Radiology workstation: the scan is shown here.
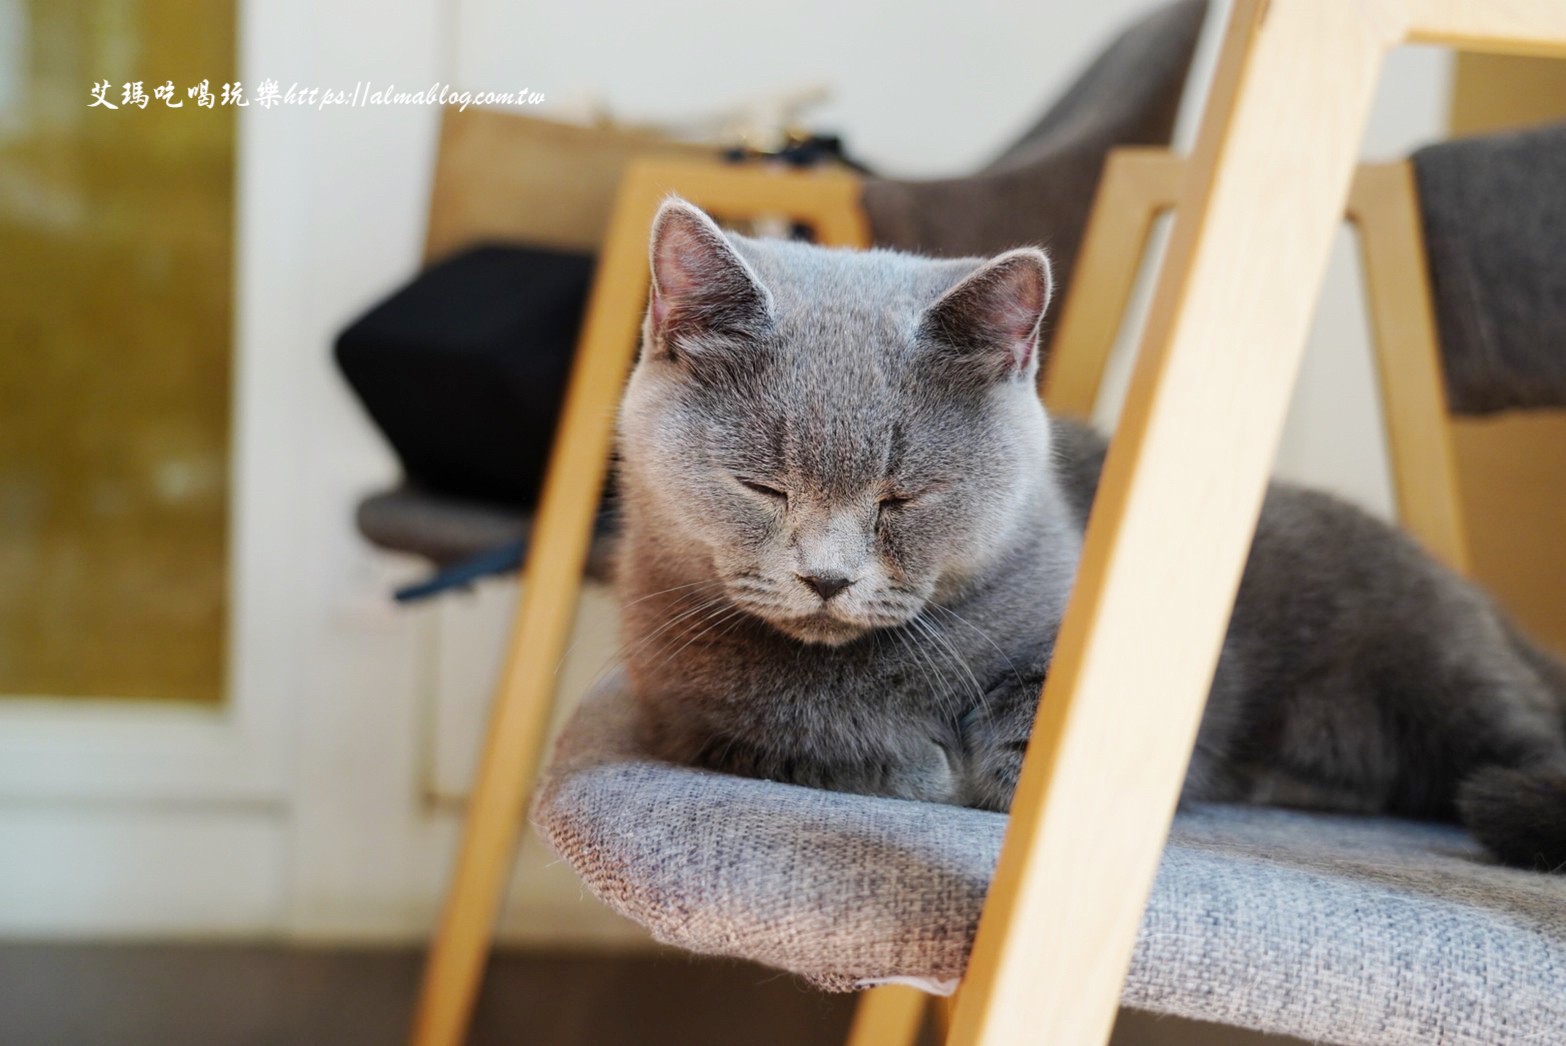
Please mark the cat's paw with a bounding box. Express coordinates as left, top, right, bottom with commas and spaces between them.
785, 739, 963, 804
802, 741, 963, 803
961, 736, 1026, 811
881, 738, 965, 804
958, 689, 1040, 812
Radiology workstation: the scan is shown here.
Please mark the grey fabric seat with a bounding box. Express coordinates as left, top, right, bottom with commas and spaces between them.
355, 484, 615, 580
536, 676, 1566, 1045
357, 485, 530, 567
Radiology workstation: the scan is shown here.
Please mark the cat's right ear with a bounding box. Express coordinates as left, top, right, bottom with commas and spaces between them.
644, 198, 772, 361
917, 248, 1053, 386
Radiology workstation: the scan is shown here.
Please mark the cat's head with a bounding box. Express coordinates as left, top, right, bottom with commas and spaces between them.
618, 198, 1056, 646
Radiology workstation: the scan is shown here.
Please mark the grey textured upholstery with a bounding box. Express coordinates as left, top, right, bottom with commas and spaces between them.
356, 485, 528, 566
1413, 120, 1566, 414
355, 485, 615, 580
861, 0, 1209, 336
537, 676, 1566, 1045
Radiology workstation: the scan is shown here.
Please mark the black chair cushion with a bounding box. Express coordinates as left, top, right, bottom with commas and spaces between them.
336, 244, 594, 505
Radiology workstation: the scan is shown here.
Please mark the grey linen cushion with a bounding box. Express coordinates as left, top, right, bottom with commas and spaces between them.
356, 485, 531, 566
536, 676, 1566, 1044
354, 484, 616, 580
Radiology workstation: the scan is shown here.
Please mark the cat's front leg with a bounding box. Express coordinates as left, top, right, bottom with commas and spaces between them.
959, 664, 1048, 811
786, 738, 964, 804
688, 727, 963, 804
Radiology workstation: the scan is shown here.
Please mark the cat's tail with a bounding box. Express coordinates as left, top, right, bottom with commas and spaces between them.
1465, 620, 1566, 871
1457, 763, 1566, 872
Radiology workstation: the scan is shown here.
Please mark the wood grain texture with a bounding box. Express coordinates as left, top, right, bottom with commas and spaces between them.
1041, 149, 1183, 419
1408, 0, 1566, 57
411, 158, 867, 1046
948, 2, 1393, 1041
1346, 161, 1471, 573
422, 109, 711, 263
845, 985, 929, 1046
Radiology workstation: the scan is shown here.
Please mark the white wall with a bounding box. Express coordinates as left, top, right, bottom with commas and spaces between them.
457, 0, 1194, 176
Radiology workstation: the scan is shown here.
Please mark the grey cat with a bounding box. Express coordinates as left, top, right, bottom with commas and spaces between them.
615, 198, 1566, 872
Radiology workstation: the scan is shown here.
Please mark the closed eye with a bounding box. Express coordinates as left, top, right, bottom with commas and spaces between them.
878, 481, 947, 519
877, 494, 912, 522
737, 477, 788, 503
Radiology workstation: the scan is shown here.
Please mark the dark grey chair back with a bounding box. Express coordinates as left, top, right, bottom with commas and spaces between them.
1414, 121, 1566, 413
861, 0, 1209, 339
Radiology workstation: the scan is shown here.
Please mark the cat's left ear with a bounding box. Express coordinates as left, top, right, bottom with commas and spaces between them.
645, 197, 772, 361
918, 248, 1053, 384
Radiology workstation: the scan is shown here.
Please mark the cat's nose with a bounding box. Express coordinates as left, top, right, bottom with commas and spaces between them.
798, 573, 854, 601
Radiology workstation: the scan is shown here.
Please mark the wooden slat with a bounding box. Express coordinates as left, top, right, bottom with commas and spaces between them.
1346, 161, 1471, 573
844, 986, 929, 1046
410, 162, 669, 1046
1048, 153, 1471, 571
619, 158, 872, 246
1042, 149, 1184, 419
421, 108, 711, 263
946, 2, 1394, 1041
1408, 0, 1566, 58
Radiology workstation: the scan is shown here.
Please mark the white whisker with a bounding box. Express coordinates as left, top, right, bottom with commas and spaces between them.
926, 600, 1024, 689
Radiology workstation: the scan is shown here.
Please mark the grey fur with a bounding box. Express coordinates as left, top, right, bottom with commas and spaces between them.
616, 199, 1566, 869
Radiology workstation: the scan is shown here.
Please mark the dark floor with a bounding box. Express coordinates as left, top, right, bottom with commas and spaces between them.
0, 944, 1297, 1045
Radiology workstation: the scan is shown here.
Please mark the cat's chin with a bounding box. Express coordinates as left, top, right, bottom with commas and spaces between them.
768, 612, 873, 647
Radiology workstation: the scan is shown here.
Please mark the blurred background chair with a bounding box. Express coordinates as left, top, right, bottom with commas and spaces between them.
350, 110, 713, 590
861, 0, 1208, 315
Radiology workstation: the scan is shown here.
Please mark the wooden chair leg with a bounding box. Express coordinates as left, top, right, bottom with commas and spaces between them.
947, 2, 1393, 1042
409, 163, 670, 1046
410, 159, 868, 1046
931, 994, 955, 1041
1346, 161, 1471, 573
845, 986, 929, 1046
1042, 148, 1183, 419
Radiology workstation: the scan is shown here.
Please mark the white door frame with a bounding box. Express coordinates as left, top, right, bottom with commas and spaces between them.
0, 0, 428, 935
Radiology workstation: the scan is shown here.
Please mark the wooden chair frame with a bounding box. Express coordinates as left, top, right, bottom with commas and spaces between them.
413, 3, 1566, 1043
1045, 147, 1470, 573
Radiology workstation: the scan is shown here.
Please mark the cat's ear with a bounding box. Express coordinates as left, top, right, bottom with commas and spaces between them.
918, 248, 1053, 384
645, 197, 771, 360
